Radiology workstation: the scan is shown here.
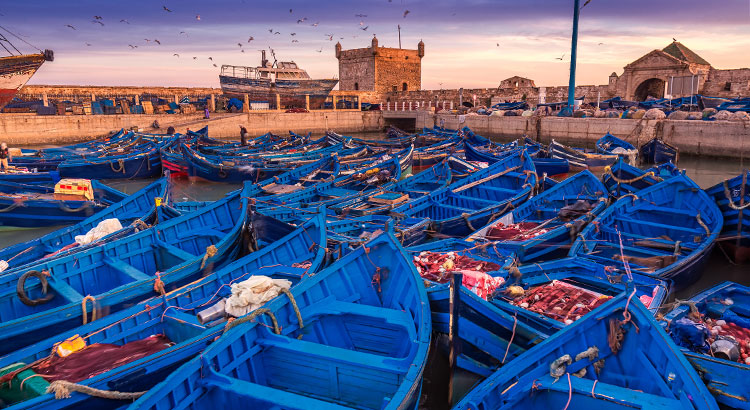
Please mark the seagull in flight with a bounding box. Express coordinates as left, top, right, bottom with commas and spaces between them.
291, 39, 299, 43
297, 17, 307, 24
85, 42, 92, 46
213, 63, 218, 67
237, 42, 243, 47
360, 26, 369, 31
196, 14, 201, 21
208, 56, 213, 61
173, 53, 180, 57
120, 19, 130, 24
403, 10, 410, 18
93, 15, 103, 20
91, 20, 104, 26
355, 14, 367, 17
193, 56, 197, 60
311, 22, 319, 27
247, 36, 254, 42
65, 24, 76, 30
555, 53, 566, 60
154, 39, 161, 45
128, 44, 138, 49
316, 47, 323, 53
290, 32, 296, 36
163, 6, 172, 12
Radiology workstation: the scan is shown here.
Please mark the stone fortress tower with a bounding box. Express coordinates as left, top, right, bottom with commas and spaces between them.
336, 37, 424, 94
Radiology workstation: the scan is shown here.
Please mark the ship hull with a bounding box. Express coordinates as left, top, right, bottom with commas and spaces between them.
219, 76, 338, 100
0, 53, 46, 110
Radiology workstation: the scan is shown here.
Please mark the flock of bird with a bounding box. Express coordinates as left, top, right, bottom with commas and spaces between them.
61, 4, 414, 70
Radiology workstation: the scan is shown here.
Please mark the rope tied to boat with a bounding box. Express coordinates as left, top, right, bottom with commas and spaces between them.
224, 307, 280, 334
110, 158, 126, 174
695, 213, 710, 236
200, 245, 218, 269
722, 180, 750, 210
576, 233, 590, 253
46, 380, 145, 400
153, 272, 166, 296
81, 295, 97, 325
549, 354, 572, 380
461, 213, 475, 231
281, 288, 304, 340
58, 201, 92, 213
604, 166, 659, 184
132, 219, 150, 232
0, 198, 26, 213
501, 313, 518, 364
572, 346, 599, 378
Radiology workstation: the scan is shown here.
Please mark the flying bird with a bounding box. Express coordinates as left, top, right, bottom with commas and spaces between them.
179, 31, 187, 35
316, 47, 323, 53
403, 10, 410, 18
290, 32, 296, 36
173, 53, 180, 57
154, 39, 161, 45
208, 56, 213, 60
360, 26, 369, 31
91, 20, 104, 26
355, 14, 367, 17
296, 18, 307, 24
193, 56, 197, 60
144, 39, 151, 42
581, 0, 592, 9
496, 43, 499, 47
237, 42, 243, 47
274, 31, 280, 35
120, 19, 129, 24
196, 14, 201, 20
247, 36, 254, 42
359, 21, 364, 26
85, 42, 92, 46
291, 39, 299, 43
672, 37, 677, 42
65, 24, 76, 30
555, 53, 566, 60
213, 63, 218, 67
268, 28, 273, 33
163, 6, 172, 12
311, 22, 319, 27
128, 44, 137, 49
93, 15, 103, 20
598, 42, 604, 45
241, 49, 245, 52
289, 8, 292, 13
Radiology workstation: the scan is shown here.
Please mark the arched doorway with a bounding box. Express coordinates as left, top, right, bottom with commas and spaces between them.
634, 78, 665, 101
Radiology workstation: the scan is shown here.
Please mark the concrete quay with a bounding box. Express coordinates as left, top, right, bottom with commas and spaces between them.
0, 109, 748, 160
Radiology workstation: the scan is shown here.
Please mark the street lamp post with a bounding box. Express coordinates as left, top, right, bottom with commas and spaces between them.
567, 0, 581, 111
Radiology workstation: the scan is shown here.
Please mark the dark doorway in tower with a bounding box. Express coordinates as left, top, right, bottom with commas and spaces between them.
634, 78, 665, 101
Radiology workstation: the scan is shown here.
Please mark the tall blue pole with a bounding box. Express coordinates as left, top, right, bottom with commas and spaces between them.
568, 0, 580, 109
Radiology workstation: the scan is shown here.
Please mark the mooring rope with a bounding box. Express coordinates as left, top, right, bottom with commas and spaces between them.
723, 180, 750, 210
47, 380, 145, 400
224, 307, 280, 334
281, 288, 304, 339
199, 245, 218, 269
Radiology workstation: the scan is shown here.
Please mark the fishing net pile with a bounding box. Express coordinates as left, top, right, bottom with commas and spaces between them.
0, 335, 174, 385
507, 280, 612, 325
225, 276, 292, 317
485, 222, 546, 241
413, 251, 504, 300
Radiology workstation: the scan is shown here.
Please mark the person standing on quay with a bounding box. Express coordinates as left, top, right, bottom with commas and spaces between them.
240, 126, 248, 146
0, 143, 11, 172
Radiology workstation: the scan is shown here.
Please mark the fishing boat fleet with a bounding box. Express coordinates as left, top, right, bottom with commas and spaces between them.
0, 124, 746, 410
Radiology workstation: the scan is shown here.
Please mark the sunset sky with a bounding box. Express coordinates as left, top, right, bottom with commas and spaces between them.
3, 0, 749, 89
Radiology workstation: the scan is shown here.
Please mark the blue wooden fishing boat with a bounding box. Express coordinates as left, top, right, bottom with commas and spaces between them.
327, 130, 416, 149
331, 160, 452, 217
490, 257, 668, 337
259, 147, 411, 210
0, 178, 169, 273
56, 141, 166, 180
129, 231, 431, 410
0, 213, 327, 410
570, 174, 722, 289
326, 214, 431, 255
595, 132, 638, 164
602, 157, 681, 198
640, 136, 679, 165
0, 180, 127, 227
663, 281, 750, 409
549, 139, 618, 171
454, 293, 719, 410
705, 170, 750, 263
464, 141, 568, 177
427, 279, 545, 377
0, 185, 252, 354
468, 170, 609, 262
0, 170, 60, 184
392, 149, 536, 239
